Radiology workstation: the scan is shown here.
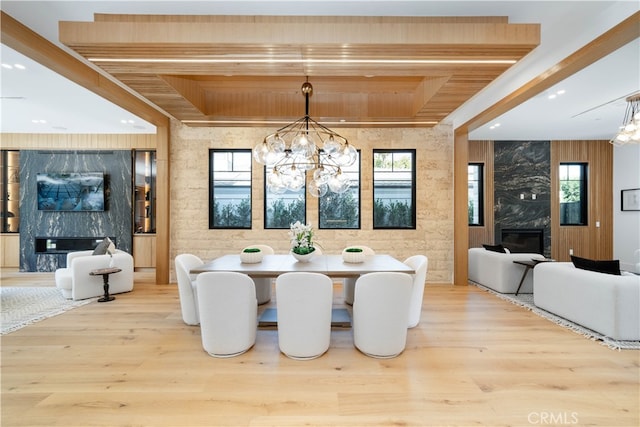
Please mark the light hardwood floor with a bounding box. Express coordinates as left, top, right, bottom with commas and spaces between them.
1, 270, 638, 427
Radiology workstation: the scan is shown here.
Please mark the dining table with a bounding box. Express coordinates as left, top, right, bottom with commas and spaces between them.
190, 253, 415, 328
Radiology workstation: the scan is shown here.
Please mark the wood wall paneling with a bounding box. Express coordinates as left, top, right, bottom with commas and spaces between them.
1, 234, 20, 267
133, 234, 156, 268
551, 140, 613, 261
468, 140, 494, 249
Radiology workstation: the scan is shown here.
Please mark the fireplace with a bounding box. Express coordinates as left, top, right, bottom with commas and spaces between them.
501, 228, 544, 255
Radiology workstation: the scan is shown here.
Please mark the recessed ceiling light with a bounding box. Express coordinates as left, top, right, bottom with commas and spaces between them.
1, 63, 13, 69
489, 123, 501, 129
31, 119, 46, 124
14, 64, 26, 70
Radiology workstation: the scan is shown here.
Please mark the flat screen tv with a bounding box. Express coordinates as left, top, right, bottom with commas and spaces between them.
37, 172, 105, 211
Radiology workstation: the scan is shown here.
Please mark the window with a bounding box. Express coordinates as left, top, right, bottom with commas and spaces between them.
209, 150, 252, 229
373, 150, 416, 229
468, 163, 484, 226
559, 163, 588, 225
264, 168, 306, 228
319, 150, 361, 229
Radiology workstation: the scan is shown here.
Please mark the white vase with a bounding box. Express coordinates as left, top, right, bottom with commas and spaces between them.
240, 251, 263, 263
291, 250, 316, 263
342, 250, 365, 263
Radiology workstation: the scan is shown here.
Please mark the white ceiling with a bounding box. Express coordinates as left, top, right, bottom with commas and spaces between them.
1, 0, 638, 140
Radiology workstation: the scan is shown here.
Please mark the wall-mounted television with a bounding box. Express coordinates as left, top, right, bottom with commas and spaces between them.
37, 172, 105, 211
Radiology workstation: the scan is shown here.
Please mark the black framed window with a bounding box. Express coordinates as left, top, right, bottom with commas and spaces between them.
209, 149, 252, 229
373, 149, 416, 229
559, 162, 588, 226
264, 168, 306, 229
468, 163, 484, 226
319, 150, 361, 229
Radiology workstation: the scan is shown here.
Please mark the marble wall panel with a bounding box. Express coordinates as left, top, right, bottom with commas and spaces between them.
494, 141, 551, 256
20, 150, 132, 271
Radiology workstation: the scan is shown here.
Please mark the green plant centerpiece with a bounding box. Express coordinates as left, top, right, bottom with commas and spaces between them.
242, 247, 261, 253
289, 221, 318, 262
345, 247, 363, 253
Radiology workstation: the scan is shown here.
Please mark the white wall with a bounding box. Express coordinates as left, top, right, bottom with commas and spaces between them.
613, 143, 640, 273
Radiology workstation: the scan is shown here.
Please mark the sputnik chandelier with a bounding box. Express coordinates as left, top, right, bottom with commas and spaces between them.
253, 80, 357, 197
610, 93, 640, 146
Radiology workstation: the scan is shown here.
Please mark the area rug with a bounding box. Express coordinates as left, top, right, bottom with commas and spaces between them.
471, 282, 640, 351
1, 287, 93, 335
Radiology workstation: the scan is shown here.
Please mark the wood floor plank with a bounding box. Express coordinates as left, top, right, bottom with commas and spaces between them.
1, 270, 638, 426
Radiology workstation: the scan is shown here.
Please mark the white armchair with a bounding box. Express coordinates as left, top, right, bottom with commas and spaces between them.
55, 250, 134, 300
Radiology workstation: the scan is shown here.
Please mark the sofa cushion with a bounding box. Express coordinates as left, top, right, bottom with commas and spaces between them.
92, 237, 115, 255
483, 244, 506, 253
571, 255, 621, 276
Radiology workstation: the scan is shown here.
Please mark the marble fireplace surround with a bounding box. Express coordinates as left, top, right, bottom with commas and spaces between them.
19, 150, 132, 272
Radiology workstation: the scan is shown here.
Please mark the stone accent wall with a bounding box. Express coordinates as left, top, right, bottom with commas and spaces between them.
169, 120, 454, 283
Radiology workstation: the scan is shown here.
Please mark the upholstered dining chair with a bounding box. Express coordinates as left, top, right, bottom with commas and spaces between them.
342, 245, 375, 305
404, 255, 429, 328
174, 253, 203, 326
196, 271, 257, 358
243, 244, 275, 304
353, 272, 413, 358
275, 272, 333, 360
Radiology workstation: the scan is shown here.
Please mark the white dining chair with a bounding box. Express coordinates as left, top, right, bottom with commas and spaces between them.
174, 253, 204, 326
404, 255, 428, 328
196, 271, 257, 358
353, 272, 413, 358
243, 244, 275, 304
342, 245, 376, 305
275, 272, 333, 360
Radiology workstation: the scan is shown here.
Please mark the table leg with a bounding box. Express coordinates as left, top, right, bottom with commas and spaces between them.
515, 266, 532, 296
98, 274, 116, 302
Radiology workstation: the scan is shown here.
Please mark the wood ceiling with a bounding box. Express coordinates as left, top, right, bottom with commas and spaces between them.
59, 14, 540, 128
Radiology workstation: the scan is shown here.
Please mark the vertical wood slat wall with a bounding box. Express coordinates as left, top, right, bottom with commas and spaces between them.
551, 139, 613, 261
468, 140, 494, 249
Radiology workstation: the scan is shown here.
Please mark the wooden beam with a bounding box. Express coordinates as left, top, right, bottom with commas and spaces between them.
453, 128, 469, 286
0, 11, 168, 127
463, 11, 640, 132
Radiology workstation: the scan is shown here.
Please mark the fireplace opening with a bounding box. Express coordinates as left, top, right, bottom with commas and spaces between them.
501, 228, 544, 255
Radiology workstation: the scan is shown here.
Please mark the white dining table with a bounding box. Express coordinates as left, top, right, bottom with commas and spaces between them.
191, 254, 415, 277
190, 254, 415, 327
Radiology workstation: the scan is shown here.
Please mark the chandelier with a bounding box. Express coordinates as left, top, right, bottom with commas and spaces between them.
610, 93, 640, 146
253, 80, 357, 197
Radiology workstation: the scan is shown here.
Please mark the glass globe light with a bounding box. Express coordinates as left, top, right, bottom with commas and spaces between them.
328, 171, 351, 194
335, 143, 357, 167
291, 133, 315, 158
323, 135, 340, 155
308, 180, 328, 197
253, 141, 270, 164
268, 134, 286, 154
312, 166, 330, 184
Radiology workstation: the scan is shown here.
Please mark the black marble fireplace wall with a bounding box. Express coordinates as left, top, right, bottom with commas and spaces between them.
19, 150, 132, 272
494, 141, 551, 257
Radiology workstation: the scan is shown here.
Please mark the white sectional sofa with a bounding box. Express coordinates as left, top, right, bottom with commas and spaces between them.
534, 262, 640, 341
468, 247, 545, 293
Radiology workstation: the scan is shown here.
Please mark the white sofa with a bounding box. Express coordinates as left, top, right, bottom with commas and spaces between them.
468, 247, 545, 293
55, 250, 134, 300
533, 262, 640, 341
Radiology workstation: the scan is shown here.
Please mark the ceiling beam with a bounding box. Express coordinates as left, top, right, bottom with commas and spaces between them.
462, 11, 640, 133
0, 11, 168, 127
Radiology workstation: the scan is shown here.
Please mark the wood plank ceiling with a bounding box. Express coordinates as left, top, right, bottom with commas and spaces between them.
59, 14, 540, 128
